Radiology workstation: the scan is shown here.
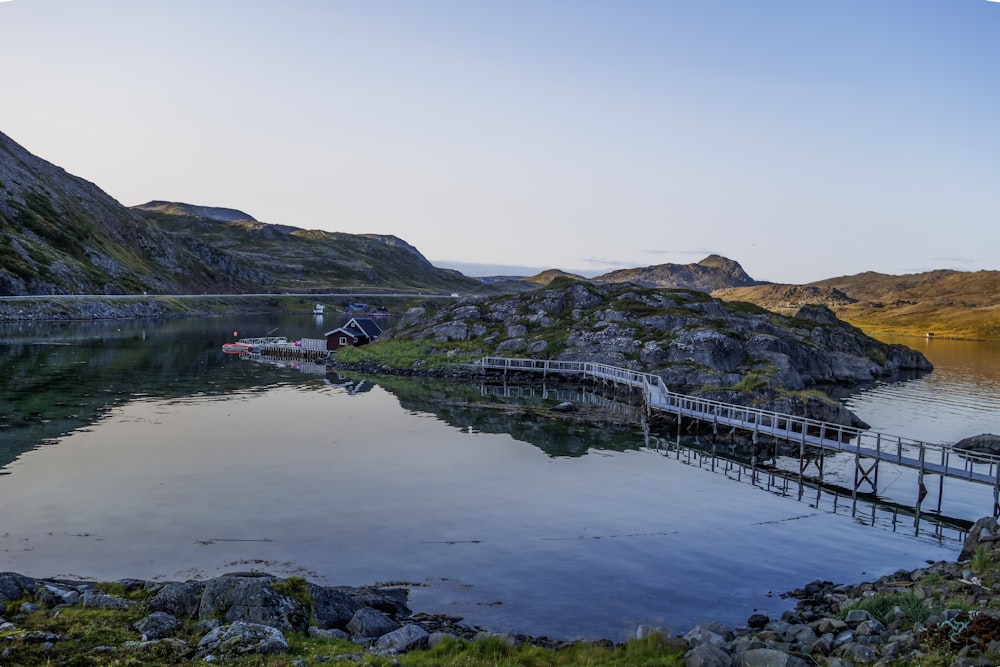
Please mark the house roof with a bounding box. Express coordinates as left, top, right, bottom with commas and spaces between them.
324, 317, 383, 339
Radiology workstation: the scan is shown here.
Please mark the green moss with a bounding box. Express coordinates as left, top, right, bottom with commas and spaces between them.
336, 339, 481, 368
730, 374, 769, 394
272, 576, 314, 617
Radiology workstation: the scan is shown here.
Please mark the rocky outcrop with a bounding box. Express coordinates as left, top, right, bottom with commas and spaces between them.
388, 281, 931, 421
954, 434, 1000, 456
0, 571, 481, 663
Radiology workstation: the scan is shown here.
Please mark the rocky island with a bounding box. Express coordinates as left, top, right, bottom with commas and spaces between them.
345, 279, 932, 429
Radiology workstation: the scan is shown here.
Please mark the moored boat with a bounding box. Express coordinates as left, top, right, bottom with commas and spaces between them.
221, 342, 254, 354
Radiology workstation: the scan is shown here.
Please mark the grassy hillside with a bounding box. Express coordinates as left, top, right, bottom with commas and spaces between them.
715, 270, 1000, 340
134, 208, 483, 293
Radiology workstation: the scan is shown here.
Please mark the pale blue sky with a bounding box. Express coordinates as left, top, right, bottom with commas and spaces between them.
1, 0, 997, 283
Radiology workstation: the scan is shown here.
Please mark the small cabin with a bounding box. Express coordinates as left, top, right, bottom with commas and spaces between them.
325, 317, 383, 351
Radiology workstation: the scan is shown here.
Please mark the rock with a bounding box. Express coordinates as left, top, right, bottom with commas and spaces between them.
954, 434, 1000, 456
737, 647, 810, 667
551, 401, 577, 413
348, 586, 410, 617
82, 590, 135, 611
121, 638, 188, 657
685, 642, 733, 667
346, 607, 400, 638
309, 584, 361, 629
133, 611, 181, 640
198, 575, 308, 632
684, 621, 734, 647
959, 516, 1000, 561
747, 614, 769, 629
841, 642, 878, 663
308, 626, 351, 641
0, 573, 37, 604
196, 621, 289, 659
372, 624, 430, 654
147, 581, 205, 619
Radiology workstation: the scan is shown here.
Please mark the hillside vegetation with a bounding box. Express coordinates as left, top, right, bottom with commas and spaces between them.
0, 131, 479, 296
715, 270, 1000, 341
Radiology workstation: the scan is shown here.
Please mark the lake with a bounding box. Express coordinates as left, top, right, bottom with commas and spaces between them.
1, 314, 998, 640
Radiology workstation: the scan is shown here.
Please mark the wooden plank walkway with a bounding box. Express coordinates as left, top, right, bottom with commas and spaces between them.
234, 336, 330, 360
481, 356, 1000, 497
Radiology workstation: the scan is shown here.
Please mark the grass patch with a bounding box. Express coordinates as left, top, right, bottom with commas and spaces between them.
730, 374, 768, 395
335, 339, 481, 369
840, 591, 931, 626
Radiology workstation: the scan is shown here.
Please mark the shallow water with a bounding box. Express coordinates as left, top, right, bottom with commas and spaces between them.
0, 317, 994, 639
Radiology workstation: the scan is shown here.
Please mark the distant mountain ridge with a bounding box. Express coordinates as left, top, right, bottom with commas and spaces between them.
594, 254, 762, 291
135, 201, 257, 223
714, 269, 1000, 340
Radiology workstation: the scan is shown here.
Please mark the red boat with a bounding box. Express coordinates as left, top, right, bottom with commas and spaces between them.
221, 342, 254, 354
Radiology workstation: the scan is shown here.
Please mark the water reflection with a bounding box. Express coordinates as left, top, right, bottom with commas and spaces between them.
3, 317, 999, 638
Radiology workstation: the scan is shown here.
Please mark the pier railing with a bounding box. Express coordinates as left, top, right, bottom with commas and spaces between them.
481, 356, 1000, 506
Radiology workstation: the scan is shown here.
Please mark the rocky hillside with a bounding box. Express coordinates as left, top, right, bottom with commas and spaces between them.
0, 131, 266, 295
715, 269, 1000, 340
0, 130, 480, 296
134, 204, 482, 293
594, 254, 762, 291
388, 280, 931, 424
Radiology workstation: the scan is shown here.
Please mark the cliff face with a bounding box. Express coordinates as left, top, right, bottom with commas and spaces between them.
389, 280, 933, 424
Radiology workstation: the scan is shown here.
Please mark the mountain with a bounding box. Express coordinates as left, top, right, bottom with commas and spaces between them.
594, 255, 762, 291
715, 269, 1000, 340
133, 205, 481, 293
0, 131, 256, 295
0, 130, 479, 296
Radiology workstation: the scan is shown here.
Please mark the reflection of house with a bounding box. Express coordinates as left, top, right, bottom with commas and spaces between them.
325, 317, 383, 351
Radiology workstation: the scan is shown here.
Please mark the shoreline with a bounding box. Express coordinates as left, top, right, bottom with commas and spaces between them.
3, 519, 999, 664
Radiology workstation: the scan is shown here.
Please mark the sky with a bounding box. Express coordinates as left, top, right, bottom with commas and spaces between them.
1, 0, 998, 284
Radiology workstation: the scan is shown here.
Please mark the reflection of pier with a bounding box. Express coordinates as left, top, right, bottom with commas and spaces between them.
482, 356, 1000, 519
242, 352, 328, 375
479, 383, 642, 420
643, 430, 969, 545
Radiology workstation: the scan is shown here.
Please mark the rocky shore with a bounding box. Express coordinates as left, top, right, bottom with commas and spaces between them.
4, 518, 1000, 665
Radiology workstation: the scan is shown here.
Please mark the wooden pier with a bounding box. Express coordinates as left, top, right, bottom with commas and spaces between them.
481, 356, 1000, 517
232, 336, 330, 360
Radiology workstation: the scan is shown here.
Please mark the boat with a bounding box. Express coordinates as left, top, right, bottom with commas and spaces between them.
221, 342, 254, 354
313, 304, 325, 315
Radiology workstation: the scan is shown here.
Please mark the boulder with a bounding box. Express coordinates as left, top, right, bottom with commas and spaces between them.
954, 434, 1000, 456
195, 621, 289, 659
309, 584, 361, 630
346, 607, 400, 638
82, 590, 135, 611
198, 575, 308, 632
372, 623, 430, 654
685, 642, 733, 667
133, 611, 181, 640
147, 581, 204, 619
0, 573, 38, 604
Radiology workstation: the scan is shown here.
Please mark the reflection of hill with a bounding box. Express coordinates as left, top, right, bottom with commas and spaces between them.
0, 318, 293, 471
368, 374, 644, 457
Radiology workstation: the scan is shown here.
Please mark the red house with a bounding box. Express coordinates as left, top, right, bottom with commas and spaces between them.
325, 317, 383, 351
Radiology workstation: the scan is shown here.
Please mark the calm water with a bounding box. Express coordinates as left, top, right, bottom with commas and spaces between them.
1, 316, 997, 639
